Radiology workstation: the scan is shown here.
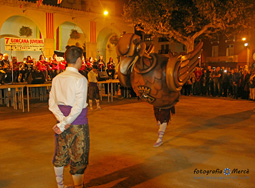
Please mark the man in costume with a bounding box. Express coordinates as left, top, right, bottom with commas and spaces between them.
49, 46, 89, 188
87, 65, 102, 110
116, 33, 202, 147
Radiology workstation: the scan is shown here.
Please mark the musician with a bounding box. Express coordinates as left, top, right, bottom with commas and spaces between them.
96, 55, 106, 71
2, 54, 10, 70
106, 57, 116, 79
11, 56, 20, 82
0, 53, 4, 84
2, 54, 12, 83
79, 56, 88, 78
51, 54, 59, 79
26, 56, 34, 71
0, 53, 3, 65
19, 58, 28, 82
86, 57, 93, 72
36, 55, 47, 81
45, 57, 52, 81
59, 60, 67, 73
26, 56, 34, 82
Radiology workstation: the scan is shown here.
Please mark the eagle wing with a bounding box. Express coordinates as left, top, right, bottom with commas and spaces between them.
166, 42, 203, 92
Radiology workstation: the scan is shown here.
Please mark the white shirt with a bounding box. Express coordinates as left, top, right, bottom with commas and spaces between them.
87, 70, 98, 83
49, 67, 88, 132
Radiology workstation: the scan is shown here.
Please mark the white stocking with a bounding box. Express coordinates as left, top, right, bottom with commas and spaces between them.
72, 174, 84, 188
89, 100, 93, 109
154, 122, 167, 147
156, 122, 167, 142
96, 99, 101, 109
54, 166, 64, 188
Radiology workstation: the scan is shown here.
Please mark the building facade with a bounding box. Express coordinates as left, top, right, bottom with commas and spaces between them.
0, 0, 133, 63
201, 34, 255, 69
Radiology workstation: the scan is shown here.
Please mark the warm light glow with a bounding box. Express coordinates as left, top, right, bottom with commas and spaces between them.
242, 37, 247, 41
244, 43, 248, 47
104, 10, 108, 16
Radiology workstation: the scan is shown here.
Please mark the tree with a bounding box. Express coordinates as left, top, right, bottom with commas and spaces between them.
123, 0, 255, 52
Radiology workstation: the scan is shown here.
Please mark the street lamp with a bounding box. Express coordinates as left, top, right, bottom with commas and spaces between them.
244, 42, 250, 68
104, 10, 109, 16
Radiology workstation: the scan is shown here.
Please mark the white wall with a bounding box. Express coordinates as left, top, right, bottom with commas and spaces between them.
59, 22, 85, 52
0, 16, 42, 61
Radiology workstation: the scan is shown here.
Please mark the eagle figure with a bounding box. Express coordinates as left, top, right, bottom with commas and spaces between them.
116, 33, 203, 147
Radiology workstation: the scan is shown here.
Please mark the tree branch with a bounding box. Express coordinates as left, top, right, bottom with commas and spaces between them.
191, 23, 214, 40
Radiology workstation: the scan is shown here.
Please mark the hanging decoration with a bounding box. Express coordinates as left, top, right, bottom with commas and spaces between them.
109, 35, 119, 45
70, 29, 80, 39
19, 26, 32, 37
36, 0, 43, 7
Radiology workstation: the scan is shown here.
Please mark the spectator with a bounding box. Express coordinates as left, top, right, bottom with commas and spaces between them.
228, 69, 234, 96
201, 69, 209, 96
183, 76, 192, 96
193, 67, 202, 95
222, 69, 230, 97
232, 68, 240, 99
249, 70, 255, 100
208, 68, 214, 96
212, 67, 221, 97
240, 69, 250, 99
190, 72, 196, 95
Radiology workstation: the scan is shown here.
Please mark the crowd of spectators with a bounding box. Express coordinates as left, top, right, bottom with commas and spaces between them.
1, 52, 255, 101
182, 66, 255, 101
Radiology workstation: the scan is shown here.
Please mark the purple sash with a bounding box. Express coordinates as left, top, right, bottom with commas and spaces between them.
58, 105, 88, 125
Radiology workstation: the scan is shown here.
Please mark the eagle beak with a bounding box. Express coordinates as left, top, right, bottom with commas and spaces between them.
119, 56, 139, 75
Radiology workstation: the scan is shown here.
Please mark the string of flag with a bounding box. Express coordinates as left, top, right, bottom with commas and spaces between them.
36, 0, 63, 8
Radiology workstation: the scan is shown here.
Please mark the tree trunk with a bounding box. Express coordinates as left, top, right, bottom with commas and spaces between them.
185, 40, 195, 53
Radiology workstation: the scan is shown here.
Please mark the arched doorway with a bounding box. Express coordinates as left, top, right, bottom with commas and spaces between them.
0, 15, 43, 61
55, 22, 86, 56
97, 27, 119, 65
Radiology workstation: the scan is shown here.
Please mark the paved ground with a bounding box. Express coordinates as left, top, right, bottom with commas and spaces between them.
0, 96, 255, 188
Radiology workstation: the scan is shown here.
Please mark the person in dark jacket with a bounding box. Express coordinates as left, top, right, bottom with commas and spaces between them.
240, 69, 250, 99
232, 68, 240, 99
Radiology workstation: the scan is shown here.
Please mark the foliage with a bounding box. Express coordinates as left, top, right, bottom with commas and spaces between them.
123, 0, 255, 52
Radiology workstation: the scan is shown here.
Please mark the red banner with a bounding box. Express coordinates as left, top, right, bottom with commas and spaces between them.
90, 21, 96, 43
46, 12, 54, 39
